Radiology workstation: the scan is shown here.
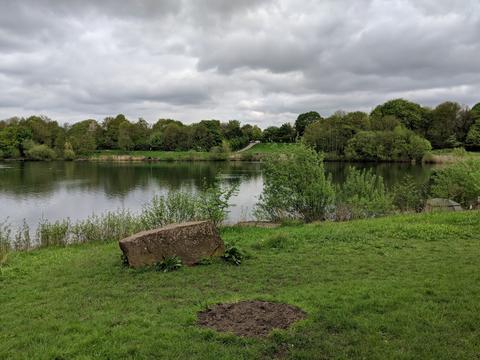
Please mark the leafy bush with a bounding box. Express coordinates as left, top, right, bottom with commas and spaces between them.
25, 144, 57, 160
63, 141, 76, 160
393, 175, 426, 212
222, 244, 245, 265
197, 182, 239, 226
336, 167, 394, 220
428, 159, 480, 207
345, 127, 431, 162
155, 256, 182, 272
255, 144, 335, 222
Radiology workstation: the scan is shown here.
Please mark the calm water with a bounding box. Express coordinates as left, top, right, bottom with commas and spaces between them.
0, 161, 435, 227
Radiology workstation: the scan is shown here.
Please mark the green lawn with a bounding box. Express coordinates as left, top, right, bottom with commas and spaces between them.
243, 142, 299, 155
1, 212, 480, 359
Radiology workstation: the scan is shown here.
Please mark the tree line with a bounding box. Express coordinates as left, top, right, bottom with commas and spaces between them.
0, 98, 479, 160
301, 99, 480, 161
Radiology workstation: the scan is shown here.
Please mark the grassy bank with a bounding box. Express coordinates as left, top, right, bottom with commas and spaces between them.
423, 148, 480, 164
1, 212, 480, 359
89, 144, 299, 162
88, 150, 229, 161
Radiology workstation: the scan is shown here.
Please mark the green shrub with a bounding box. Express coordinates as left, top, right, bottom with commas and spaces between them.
345, 127, 431, 162
197, 182, 239, 226
25, 144, 57, 160
155, 256, 182, 272
336, 167, 394, 220
428, 159, 480, 207
393, 175, 426, 212
63, 142, 76, 160
255, 144, 335, 222
222, 244, 245, 265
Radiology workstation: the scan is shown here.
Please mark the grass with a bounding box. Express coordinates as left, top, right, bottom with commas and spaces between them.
89, 150, 229, 161
424, 148, 480, 164
242, 142, 299, 155
1, 211, 480, 359
89, 144, 300, 162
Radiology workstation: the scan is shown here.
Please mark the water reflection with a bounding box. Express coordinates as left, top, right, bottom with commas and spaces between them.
0, 160, 435, 226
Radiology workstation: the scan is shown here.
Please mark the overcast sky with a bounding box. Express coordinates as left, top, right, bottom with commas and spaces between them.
1, 0, 479, 127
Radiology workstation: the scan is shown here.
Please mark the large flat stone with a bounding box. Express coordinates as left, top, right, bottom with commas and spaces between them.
425, 198, 463, 212
119, 221, 224, 268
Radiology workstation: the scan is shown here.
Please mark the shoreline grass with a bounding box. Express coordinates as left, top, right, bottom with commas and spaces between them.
1, 211, 479, 359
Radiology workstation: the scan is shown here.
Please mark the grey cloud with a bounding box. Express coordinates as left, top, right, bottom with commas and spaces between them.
0, 0, 480, 126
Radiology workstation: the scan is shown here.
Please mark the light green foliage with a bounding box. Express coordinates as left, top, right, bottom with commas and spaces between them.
197, 182, 239, 226
63, 141, 76, 160
336, 167, 394, 219
345, 126, 431, 162
24, 143, 57, 160
256, 144, 335, 222
429, 159, 480, 207
370, 98, 426, 132
155, 256, 183, 272
393, 175, 426, 212
466, 119, 480, 148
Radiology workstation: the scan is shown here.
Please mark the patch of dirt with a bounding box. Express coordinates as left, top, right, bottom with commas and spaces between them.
197, 301, 306, 337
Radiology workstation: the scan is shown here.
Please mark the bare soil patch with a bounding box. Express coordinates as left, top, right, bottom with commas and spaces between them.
197, 301, 306, 337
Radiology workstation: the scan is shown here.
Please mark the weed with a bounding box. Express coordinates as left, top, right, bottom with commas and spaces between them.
155, 256, 183, 272
222, 244, 245, 265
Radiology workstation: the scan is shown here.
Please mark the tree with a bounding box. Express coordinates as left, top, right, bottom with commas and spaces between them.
370, 99, 426, 133
466, 119, 480, 148
130, 118, 151, 150
255, 144, 335, 222
427, 102, 461, 148
221, 120, 243, 139
345, 126, 431, 162
295, 111, 322, 137
101, 114, 129, 149
303, 111, 370, 155
67, 120, 98, 155
118, 121, 134, 150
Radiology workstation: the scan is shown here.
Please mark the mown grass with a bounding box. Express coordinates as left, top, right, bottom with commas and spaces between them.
242, 142, 299, 155
1, 212, 480, 359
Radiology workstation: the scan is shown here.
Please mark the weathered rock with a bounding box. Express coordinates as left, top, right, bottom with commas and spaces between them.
425, 198, 463, 212
119, 221, 224, 268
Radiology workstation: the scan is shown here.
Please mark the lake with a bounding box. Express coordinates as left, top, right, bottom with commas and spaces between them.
0, 161, 436, 227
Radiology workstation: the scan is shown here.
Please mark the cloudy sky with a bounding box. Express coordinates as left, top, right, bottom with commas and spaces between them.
1, 0, 479, 127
